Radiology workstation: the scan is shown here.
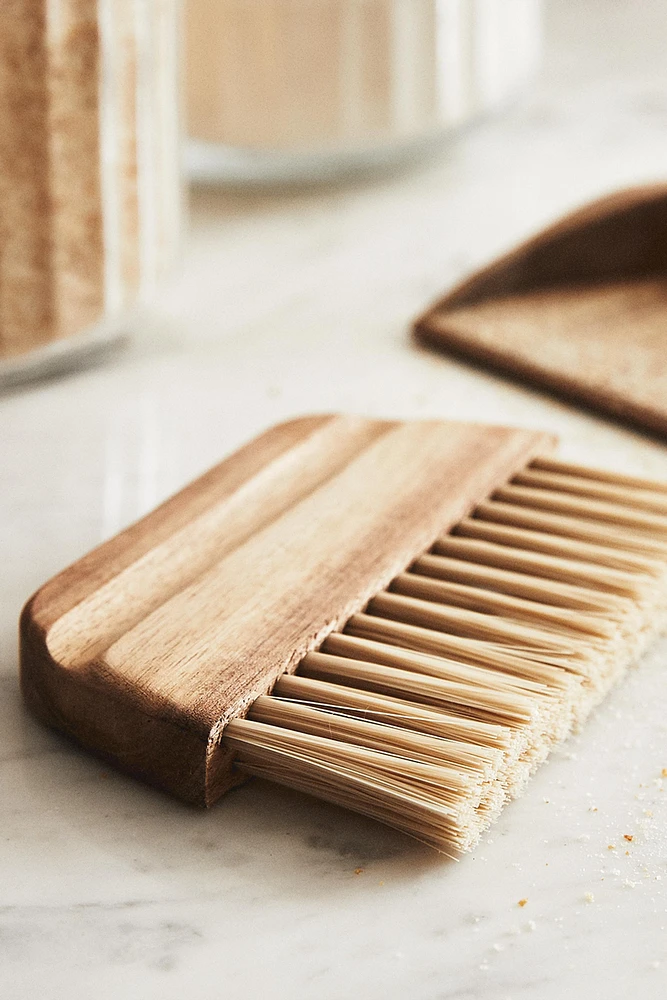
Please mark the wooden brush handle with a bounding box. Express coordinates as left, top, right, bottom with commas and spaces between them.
20, 414, 554, 806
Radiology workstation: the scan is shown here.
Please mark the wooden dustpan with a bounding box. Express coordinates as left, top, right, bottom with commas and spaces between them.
414, 184, 667, 437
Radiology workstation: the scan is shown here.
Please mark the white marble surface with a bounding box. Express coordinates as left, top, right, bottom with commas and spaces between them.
3, 2, 667, 997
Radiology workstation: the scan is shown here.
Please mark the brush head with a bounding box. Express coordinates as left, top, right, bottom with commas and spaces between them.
226, 454, 667, 852
20, 415, 552, 807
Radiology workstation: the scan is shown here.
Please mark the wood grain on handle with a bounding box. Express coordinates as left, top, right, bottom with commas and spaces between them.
20, 415, 554, 806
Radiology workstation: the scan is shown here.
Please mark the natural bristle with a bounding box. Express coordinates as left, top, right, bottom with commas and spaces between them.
225, 455, 667, 854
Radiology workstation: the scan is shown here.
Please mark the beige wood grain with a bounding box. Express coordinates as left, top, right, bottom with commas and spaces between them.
20, 415, 554, 805
414, 184, 667, 438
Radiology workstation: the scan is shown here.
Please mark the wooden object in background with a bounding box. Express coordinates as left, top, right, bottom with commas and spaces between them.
414, 184, 667, 438
20, 414, 552, 808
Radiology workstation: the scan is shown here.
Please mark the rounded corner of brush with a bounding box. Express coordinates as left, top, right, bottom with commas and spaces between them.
18, 588, 66, 730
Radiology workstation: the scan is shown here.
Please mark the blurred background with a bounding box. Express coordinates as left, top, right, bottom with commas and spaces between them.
185, 0, 543, 183
2, 0, 666, 386
4, 0, 667, 629
4, 4, 667, 999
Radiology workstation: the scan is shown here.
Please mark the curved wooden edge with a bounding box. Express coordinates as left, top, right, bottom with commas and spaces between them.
25, 413, 337, 634
413, 181, 667, 324
413, 319, 667, 441
19, 599, 212, 805
19, 412, 342, 807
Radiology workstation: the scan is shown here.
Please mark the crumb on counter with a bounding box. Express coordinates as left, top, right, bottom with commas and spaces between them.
624, 834, 634, 842
518, 898, 528, 907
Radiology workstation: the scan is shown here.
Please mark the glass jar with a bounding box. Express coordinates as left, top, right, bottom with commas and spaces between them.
185, 0, 542, 184
0, 0, 182, 385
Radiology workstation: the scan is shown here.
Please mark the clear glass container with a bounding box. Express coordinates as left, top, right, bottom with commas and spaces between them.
185, 0, 542, 184
0, 0, 182, 386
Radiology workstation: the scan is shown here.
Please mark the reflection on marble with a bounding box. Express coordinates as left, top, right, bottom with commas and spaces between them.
3, 646, 667, 999
3, 1, 667, 996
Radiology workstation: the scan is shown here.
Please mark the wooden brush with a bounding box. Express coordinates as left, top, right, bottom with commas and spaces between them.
20, 414, 667, 853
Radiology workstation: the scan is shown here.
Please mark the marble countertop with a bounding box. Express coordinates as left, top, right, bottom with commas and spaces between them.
3, 2, 667, 997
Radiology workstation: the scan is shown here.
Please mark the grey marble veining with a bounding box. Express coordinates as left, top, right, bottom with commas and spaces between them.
3, 2, 667, 996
